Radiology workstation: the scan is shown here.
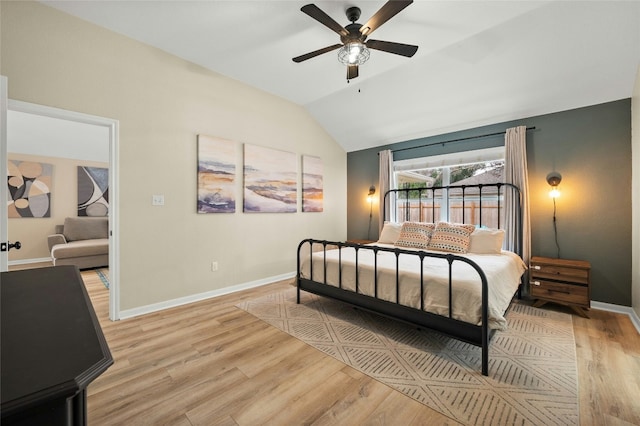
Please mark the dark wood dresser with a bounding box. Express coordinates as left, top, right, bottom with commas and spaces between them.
529, 256, 591, 317
1, 266, 113, 425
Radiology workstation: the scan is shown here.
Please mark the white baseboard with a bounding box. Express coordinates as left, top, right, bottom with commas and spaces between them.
592, 301, 640, 335
8, 257, 52, 266
119, 272, 296, 320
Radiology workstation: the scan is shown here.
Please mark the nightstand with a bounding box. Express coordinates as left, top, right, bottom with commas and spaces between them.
529, 256, 591, 318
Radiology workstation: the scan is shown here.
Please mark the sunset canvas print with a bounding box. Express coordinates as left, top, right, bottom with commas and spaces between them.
197, 135, 236, 213
244, 144, 297, 213
302, 155, 323, 212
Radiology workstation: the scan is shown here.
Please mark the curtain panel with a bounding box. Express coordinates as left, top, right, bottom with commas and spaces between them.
504, 126, 531, 264
378, 149, 394, 233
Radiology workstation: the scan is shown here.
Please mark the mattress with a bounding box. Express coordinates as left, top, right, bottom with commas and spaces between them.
299, 242, 527, 330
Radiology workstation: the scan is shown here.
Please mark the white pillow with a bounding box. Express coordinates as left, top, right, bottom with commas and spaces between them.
377, 222, 403, 244
468, 228, 505, 254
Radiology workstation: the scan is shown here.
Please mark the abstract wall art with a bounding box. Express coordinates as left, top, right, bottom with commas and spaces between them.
197, 135, 236, 213
78, 166, 109, 216
7, 160, 53, 218
302, 155, 323, 212
243, 144, 297, 213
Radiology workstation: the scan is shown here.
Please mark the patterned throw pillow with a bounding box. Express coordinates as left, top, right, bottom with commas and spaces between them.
428, 222, 476, 253
395, 222, 435, 249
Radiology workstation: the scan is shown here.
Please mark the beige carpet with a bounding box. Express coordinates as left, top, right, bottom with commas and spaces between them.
237, 288, 578, 426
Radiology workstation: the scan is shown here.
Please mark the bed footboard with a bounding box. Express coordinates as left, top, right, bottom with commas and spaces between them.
296, 239, 495, 376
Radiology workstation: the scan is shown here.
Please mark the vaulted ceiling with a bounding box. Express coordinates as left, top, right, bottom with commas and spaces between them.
42, 1, 640, 152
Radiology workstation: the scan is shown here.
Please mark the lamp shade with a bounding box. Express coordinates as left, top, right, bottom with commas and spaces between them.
338, 42, 370, 65
546, 172, 562, 198
546, 172, 562, 187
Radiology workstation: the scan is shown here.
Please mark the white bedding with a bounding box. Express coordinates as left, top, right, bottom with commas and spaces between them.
300, 242, 526, 330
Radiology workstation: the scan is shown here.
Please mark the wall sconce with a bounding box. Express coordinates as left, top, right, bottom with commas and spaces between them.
546, 172, 562, 198
367, 185, 376, 203
546, 172, 562, 258
367, 185, 376, 240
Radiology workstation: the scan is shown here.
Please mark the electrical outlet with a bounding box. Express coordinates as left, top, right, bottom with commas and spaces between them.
211, 261, 218, 272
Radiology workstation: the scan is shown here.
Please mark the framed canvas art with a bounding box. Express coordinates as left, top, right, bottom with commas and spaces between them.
302, 155, 323, 212
78, 166, 109, 216
7, 160, 53, 218
243, 144, 297, 213
197, 135, 236, 213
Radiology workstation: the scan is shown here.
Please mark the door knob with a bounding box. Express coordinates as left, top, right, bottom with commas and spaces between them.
0, 241, 21, 252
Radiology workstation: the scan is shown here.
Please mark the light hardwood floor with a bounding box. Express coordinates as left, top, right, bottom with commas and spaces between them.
72, 270, 639, 425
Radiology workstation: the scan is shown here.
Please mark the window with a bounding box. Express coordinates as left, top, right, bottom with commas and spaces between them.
391, 147, 505, 226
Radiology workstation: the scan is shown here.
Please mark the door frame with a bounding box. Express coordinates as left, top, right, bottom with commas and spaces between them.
1, 77, 8, 272
8, 100, 120, 320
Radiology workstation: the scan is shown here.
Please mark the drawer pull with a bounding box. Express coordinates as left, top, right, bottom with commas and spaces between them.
530, 281, 541, 286
532, 265, 541, 270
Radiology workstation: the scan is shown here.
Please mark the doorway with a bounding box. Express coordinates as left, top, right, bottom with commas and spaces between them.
5, 100, 120, 320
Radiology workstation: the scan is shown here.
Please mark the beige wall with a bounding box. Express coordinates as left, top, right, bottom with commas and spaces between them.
633, 65, 640, 319
1, 1, 347, 311
8, 153, 108, 261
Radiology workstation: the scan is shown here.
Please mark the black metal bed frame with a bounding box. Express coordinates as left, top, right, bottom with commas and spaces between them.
296, 183, 523, 376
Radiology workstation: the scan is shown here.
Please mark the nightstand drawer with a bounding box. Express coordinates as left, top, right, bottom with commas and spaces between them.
530, 279, 589, 307
530, 264, 589, 284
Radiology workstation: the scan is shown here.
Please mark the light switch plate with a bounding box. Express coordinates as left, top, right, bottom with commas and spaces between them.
152, 194, 165, 206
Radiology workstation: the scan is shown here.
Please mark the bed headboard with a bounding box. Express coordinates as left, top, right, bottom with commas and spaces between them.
384, 183, 522, 256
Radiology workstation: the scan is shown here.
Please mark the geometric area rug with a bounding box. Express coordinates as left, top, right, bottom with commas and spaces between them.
237, 288, 578, 426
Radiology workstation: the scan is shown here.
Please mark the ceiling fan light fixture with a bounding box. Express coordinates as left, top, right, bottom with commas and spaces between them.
338, 42, 370, 65
294, 2, 417, 78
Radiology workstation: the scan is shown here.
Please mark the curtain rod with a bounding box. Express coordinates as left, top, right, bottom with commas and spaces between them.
390, 126, 536, 154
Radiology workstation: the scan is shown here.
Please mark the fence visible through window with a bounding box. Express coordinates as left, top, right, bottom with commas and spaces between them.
389, 185, 506, 229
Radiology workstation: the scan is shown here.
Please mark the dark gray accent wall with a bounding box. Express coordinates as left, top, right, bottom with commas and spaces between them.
347, 99, 632, 306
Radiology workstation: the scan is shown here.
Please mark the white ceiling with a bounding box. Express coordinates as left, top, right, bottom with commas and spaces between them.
41, 0, 640, 153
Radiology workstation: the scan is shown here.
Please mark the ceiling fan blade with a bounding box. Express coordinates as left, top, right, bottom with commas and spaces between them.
301, 4, 348, 37
360, 0, 413, 36
292, 44, 343, 63
366, 39, 418, 57
347, 64, 359, 80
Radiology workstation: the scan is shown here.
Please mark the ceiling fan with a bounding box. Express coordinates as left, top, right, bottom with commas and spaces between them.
292, 0, 419, 81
